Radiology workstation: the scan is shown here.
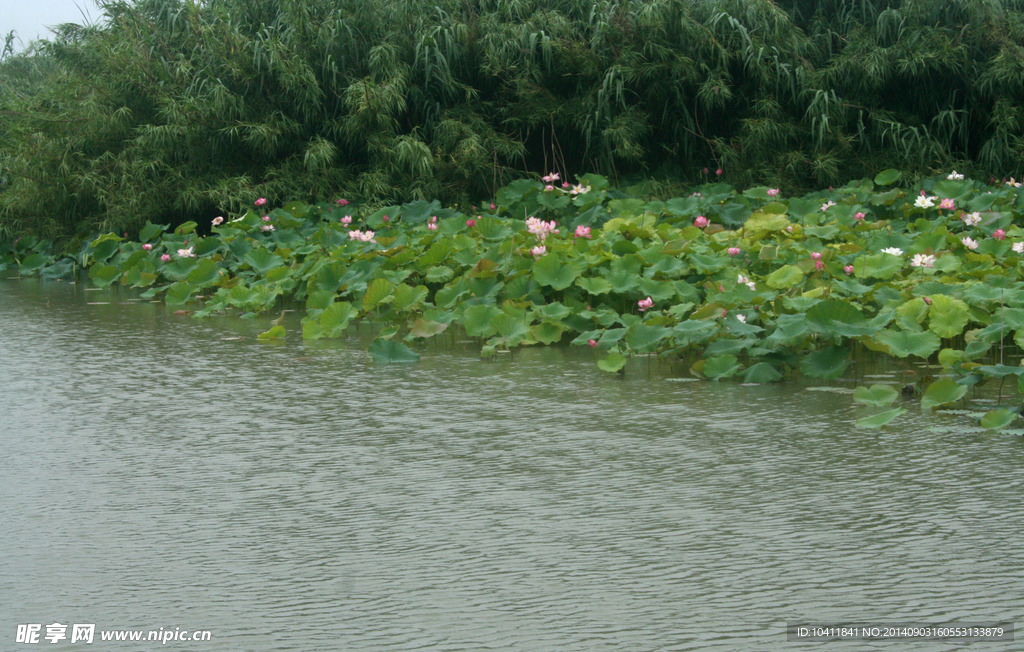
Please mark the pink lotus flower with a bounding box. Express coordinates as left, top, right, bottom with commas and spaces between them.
694, 215, 709, 228
939, 198, 956, 210
341, 215, 352, 225
255, 198, 266, 206
336, 198, 349, 206
588, 339, 598, 348
212, 216, 224, 226
177, 247, 195, 258
526, 217, 559, 240
531, 245, 546, 258
490, 203, 496, 211
427, 222, 438, 231
562, 182, 570, 189
637, 296, 654, 312
810, 251, 822, 260
716, 168, 723, 176
993, 229, 1006, 240
261, 215, 270, 222
544, 184, 554, 192
542, 172, 560, 183
923, 296, 932, 305
466, 219, 476, 228
160, 254, 171, 262
821, 200, 836, 212
260, 224, 275, 232
767, 188, 780, 197
348, 229, 375, 242
786, 225, 794, 232
574, 225, 592, 239
382, 215, 389, 222
727, 247, 741, 256
703, 167, 709, 174
142, 243, 153, 251
844, 264, 854, 275
814, 260, 824, 270
854, 212, 866, 220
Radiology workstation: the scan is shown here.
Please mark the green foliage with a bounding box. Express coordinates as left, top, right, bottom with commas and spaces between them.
6, 0, 1024, 242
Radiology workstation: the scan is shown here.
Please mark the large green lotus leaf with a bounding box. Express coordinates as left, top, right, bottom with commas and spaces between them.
20, 253, 49, 274
409, 318, 448, 338
193, 237, 221, 257
530, 322, 566, 344
854, 253, 903, 279
576, 276, 614, 295
392, 284, 429, 311
425, 266, 454, 283
856, 407, 906, 428
532, 254, 582, 290
895, 297, 929, 331
742, 362, 783, 383
320, 301, 356, 337
625, 323, 671, 353
417, 240, 453, 268
244, 247, 284, 275
920, 378, 968, 411
491, 312, 530, 341
874, 168, 902, 186
800, 346, 850, 380
979, 408, 1018, 430
474, 215, 512, 240
362, 278, 394, 311
701, 354, 742, 381
928, 294, 970, 338
88, 234, 123, 262
766, 264, 804, 289
853, 384, 899, 407
301, 317, 323, 340
139, 223, 168, 242
672, 320, 718, 347
187, 258, 221, 287
89, 263, 121, 287
164, 280, 194, 305
805, 299, 871, 336
368, 337, 419, 363
462, 305, 502, 337
975, 364, 1024, 378
257, 325, 285, 341
597, 351, 627, 373
873, 329, 940, 359
536, 302, 571, 321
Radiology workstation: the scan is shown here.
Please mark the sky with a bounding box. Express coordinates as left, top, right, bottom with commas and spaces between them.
1, 0, 102, 49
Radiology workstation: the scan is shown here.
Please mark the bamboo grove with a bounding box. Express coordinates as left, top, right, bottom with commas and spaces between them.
3, 0, 1024, 244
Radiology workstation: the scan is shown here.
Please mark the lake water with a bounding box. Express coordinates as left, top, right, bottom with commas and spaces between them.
1, 279, 1022, 650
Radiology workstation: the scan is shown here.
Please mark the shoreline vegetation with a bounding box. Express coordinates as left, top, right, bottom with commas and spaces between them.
4, 0, 1024, 242
5, 170, 1024, 431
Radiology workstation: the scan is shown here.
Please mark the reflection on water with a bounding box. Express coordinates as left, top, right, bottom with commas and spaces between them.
1, 279, 1022, 651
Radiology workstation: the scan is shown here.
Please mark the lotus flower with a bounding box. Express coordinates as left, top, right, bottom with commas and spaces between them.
947, 171, 965, 180
844, 264, 854, 275
963, 212, 982, 226
694, 215, 709, 228
177, 247, 195, 258
727, 247, 741, 256
1014, 242, 1024, 254
588, 339, 598, 347
910, 253, 935, 268
336, 198, 349, 206
767, 188, 780, 197
142, 243, 153, 251
466, 219, 476, 228
531, 245, 546, 258
854, 212, 866, 220
637, 296, 654, 311
255, 198, 266, 206
993, 229, 1006, 240
341, 215, 352, 225
881, 247, 903, 256
160, 254, 171, 262
574, 225, 592, 239
939, 198, 956, 210
914, 195, 936, 208
962, 236, 979, 250
211, 216, 224, 226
